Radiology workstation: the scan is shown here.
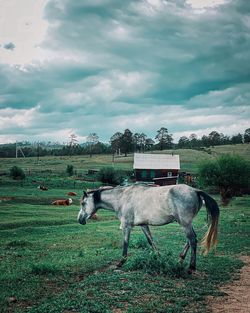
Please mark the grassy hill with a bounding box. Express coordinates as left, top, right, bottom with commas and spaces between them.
0, 144, 249, 177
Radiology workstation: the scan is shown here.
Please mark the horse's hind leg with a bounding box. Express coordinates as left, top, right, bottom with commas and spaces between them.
183, 225, 197, 272
141, 225, 158, 252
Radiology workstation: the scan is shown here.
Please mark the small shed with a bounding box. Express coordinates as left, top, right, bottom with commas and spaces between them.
133, 153, 180, 186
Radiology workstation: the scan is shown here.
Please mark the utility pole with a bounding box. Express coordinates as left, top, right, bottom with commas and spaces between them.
16, 141, 25, 158
37, 142, 39, 163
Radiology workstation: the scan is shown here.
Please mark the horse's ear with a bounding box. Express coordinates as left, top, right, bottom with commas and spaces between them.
83, 191, 88, 198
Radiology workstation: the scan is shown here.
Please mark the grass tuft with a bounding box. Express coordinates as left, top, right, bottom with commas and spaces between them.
5, 240, 33, 248
130, 236, 149, 250
127, 250, 187, 278
30, 263, 62, 275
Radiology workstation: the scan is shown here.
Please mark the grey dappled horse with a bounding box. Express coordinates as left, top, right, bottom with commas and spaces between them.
77, 184, 219, 272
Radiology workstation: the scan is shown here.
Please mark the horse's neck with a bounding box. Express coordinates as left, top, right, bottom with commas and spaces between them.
98, 189, 121, 212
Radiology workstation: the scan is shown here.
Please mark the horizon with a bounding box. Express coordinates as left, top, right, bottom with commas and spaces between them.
0, 127, 247, 146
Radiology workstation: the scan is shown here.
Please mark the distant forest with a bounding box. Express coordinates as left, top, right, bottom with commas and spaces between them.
0, 127, 249, 158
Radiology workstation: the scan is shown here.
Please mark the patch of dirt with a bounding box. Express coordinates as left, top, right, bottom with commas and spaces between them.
208, 255, 250, 313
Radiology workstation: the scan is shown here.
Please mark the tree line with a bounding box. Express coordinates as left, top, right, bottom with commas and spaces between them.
0, 127, 249, 158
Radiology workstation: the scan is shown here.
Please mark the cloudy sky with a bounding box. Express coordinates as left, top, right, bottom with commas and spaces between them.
0, 0, 249, 144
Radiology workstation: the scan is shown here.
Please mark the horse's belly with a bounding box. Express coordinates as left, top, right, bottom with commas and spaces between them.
134, 214, 175, 226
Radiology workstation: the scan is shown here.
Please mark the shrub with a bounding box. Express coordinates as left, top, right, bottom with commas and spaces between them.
9, 166, 25, 180
198, 154, 250, 205
97, 167, 126, 185
66, 164, 74, 176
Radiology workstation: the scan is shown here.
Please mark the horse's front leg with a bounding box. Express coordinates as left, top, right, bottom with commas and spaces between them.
117, 225, 131, 267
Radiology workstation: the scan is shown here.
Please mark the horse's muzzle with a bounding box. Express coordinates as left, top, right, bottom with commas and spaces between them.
78, 218, 86, 225
77, 212, 88, 225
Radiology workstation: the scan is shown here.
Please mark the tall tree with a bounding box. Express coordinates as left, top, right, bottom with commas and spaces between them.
230, 133, 243, 144
208, 131, 221, 146
138, 133, 147, 152
87, 133, 99, 157
189, 133, 198, 149
121, 129, 133, 156
201, 135, 209, 147
110, 132, 123, 154
155, 127, 173, 150
68, 133, 78, 157
132, 133, 140, 152
220, 133, 230, 145
178, 136, 190, 149
145, 138, 155, 150
244, 128, 250, 143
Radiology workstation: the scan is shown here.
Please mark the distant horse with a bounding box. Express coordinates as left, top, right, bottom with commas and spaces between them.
77, 184, 219, 272
52, 198, 72, 205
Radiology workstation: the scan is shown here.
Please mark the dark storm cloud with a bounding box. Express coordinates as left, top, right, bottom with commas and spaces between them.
0, 60, 103, 110
42, 0, 250, 105
0, 0, 249, 143
3, 42, 15, 50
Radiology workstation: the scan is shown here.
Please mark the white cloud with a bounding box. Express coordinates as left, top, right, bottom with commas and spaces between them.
0, 0, 49, 65
186, 0, 228, 9
0, 106, 40, 129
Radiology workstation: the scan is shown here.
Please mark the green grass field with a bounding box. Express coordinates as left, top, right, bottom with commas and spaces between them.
0, 145, 249, 312
0, 184, 249, 313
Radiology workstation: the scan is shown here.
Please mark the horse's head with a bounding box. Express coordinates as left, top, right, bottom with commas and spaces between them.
77, 191, 97, 225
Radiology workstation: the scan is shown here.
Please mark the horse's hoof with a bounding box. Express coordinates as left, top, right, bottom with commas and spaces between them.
179, 257, 184, 264
116, 258, 126, 268
109, 264, 118, 270
187, 267, 196, 274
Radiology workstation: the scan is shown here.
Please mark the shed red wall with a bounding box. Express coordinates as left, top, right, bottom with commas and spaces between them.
135, 169, 179, 185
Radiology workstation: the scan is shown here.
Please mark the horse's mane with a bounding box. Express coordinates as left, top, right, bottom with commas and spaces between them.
82, 186, 115, 203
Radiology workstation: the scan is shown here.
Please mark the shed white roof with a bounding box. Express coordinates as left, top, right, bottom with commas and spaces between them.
133, 153, 180, 170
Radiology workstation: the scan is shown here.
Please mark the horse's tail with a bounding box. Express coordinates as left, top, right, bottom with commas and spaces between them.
197, 190, 220, 255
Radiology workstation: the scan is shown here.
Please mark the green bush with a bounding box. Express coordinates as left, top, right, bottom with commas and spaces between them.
66, 164, 74, 176
198, 154, 250, 205
97, 167, 126, 185
9, 166, 25, 180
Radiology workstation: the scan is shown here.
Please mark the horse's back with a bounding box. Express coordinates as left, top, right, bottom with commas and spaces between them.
138, 184, 200, 225
122, 185, 180, 226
